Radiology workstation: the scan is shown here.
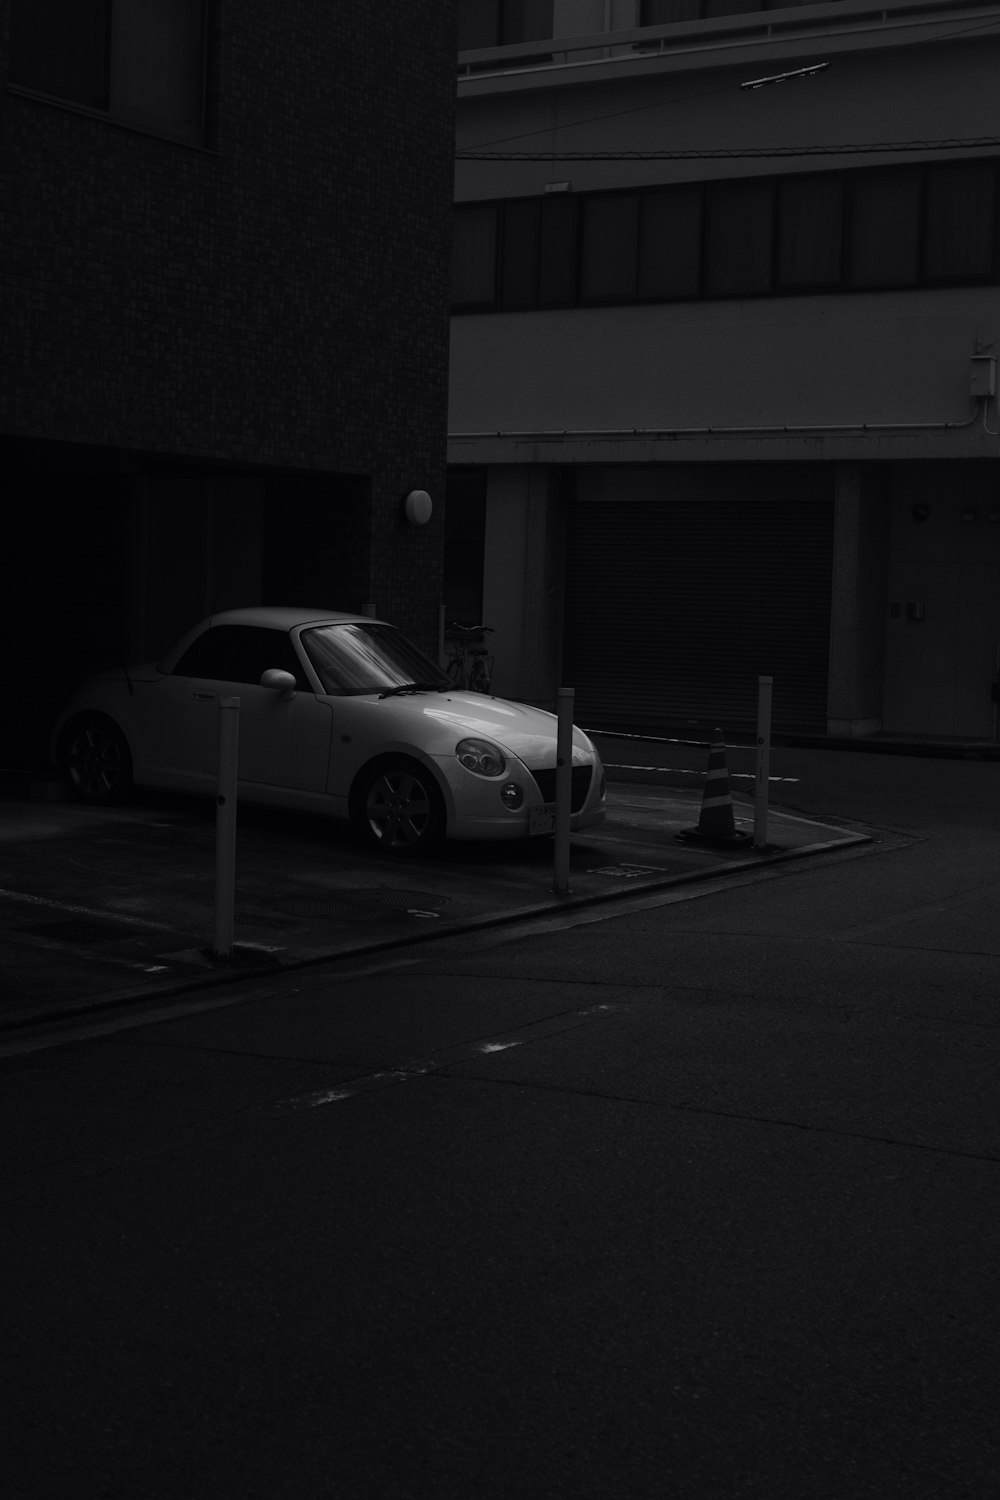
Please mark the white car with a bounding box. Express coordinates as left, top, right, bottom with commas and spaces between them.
51, 607, 606, 855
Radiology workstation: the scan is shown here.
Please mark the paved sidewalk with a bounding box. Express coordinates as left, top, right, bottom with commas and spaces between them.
1, 778, 866, 1031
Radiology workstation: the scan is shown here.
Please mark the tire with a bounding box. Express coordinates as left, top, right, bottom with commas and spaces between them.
446, 655, 465, 689
353, 759, 445, 855
60, 715, 134, 805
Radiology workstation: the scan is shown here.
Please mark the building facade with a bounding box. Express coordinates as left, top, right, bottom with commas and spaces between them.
2, 0, 456, 766
450, 0, 1000, 738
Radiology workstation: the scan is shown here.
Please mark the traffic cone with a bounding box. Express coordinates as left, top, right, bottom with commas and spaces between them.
676, 730, 752, 848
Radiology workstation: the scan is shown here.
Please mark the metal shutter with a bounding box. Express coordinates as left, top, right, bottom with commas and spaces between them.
563, 471, 834, 732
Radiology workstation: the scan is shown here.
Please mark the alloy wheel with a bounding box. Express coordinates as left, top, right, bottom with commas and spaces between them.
364, 768, 438, 851
66, 722, 128, 803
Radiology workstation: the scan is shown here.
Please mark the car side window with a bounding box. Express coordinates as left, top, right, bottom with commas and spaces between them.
173, 626, 303, 685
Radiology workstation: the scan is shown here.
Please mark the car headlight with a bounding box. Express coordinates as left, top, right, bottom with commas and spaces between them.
456, 738, 507, 778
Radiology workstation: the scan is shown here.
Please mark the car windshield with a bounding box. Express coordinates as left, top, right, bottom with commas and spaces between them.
301, 623, 451, 697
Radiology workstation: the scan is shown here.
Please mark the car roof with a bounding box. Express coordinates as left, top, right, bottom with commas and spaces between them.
206, 606, 376, 630
156, 606, 383, 673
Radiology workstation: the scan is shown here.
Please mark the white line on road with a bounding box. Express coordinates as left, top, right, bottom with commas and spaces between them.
0, 885, 185, 934
274, 1003, 617, 1111
607, 763, 800, 783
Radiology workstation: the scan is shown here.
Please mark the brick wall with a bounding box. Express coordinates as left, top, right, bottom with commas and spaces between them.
1, 0, 456, 653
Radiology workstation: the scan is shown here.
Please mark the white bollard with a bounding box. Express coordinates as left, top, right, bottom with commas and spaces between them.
754, 676, 773, 852
553, 687, 574, 894
214, 696, 240, 956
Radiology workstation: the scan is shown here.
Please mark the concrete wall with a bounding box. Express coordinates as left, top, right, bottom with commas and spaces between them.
450, 290, 997, 461
883, 462, 1000, 737
456, 16, 1000, 200
452, 5, 1000, 466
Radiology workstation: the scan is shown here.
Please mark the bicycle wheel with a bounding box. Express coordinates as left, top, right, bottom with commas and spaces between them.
446, 655, 465, 688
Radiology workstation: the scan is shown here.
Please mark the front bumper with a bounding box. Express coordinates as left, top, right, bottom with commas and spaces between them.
438, 754, 606, 842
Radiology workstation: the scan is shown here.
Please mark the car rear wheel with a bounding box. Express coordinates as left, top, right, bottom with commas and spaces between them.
61, 715, 133, 805
354, 759, 445, 855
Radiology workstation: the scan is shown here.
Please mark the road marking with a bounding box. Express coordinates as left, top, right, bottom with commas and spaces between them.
274, 1003, 617, 1111
0, 885, 183, 934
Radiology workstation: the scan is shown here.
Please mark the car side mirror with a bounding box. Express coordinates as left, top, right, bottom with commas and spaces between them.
260, 668, 297, 700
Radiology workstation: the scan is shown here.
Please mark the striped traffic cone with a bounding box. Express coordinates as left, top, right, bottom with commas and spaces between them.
676, 730, 752, 848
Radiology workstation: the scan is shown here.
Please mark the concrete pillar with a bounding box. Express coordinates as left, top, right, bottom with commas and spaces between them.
826, 463, 891, 737
520, 468, 570, 706
482, 467, 529, 697
481, 465, 569, 706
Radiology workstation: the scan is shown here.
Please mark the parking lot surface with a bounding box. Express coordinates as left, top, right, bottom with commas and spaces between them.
1, 759, 867, 1033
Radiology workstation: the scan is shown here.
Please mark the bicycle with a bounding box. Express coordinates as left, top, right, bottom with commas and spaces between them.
444, 623, 495, 693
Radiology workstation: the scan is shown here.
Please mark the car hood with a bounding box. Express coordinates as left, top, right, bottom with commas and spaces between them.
360, 691, 596, 766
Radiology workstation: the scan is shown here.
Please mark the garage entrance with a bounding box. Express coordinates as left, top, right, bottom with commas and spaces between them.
562, 465, 836, 734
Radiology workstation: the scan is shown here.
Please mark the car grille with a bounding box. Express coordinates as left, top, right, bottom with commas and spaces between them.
530, 765, 593, 813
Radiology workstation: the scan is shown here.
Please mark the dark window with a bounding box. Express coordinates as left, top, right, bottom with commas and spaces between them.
457, 0, 553, 47
458, 0, 500, 47
638, 186, 703, 299
640, 0, 700, 20
452, 205, 499, 307
499, 196, 578, 308
640, 0, 836, 21
112, 0, 206, 140
503, 0, 553, 42
10, 0, 207, 144
705, 179, 775, 296
924, 161, 997, 281
173, 626, 303, 686
10, 0, 109, 108
580, 195, 639, 301
704, 0, 760, 15
777, 175, 844, 289
500, 199, 540, 308
849, 169, 921, 288
537, 196, 578, 306
451, 161, 998, 314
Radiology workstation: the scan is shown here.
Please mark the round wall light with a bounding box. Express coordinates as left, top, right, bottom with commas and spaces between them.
911, 503, 931, 521
961, 507, 979, 523
403, 489, 433, 526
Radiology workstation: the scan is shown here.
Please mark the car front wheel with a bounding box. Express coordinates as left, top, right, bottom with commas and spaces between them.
354, 759, 445, 855
61, 715, 134, 805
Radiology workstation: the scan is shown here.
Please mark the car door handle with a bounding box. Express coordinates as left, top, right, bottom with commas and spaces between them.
192, 691, 216, 701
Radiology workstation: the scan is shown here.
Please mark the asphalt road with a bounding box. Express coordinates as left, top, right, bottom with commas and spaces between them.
2, 747, 999, 1498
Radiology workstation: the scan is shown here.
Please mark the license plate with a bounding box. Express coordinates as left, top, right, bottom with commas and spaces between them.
529, 803, 556, 835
